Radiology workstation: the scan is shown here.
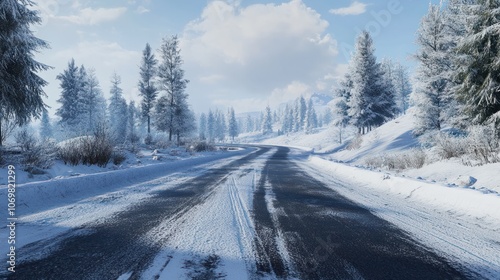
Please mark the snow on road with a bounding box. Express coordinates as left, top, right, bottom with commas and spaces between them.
140, 151, 270, 279
302, 156, 500, 279
0, 148, 252, 264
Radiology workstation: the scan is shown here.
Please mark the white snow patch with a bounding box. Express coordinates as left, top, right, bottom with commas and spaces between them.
140, 154, 270, 279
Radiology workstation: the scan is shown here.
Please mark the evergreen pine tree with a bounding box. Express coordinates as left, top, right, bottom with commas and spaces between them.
228, 107, 238, 141
392, 63, 412, 115
454, 0, 500, 126
199, 113, 207, 140
108, 73, 128, 143
56, 59, 85, 136
155, 35, 191, 142
127, 101, 139, 143
39, 109, 53, 139
0, 0, 50, 145
82, 68, 105, 133
349, 31, 393, 134
412, 4, 455, 135
305, 98, 317, 134
207, 110, 215, 142
245, 115, 254, 133
262, 106, 273, 135
138, 43, 158, 134
333, 72, 353, 143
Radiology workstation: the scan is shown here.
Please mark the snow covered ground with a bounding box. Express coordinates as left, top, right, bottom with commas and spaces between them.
2, 111, 499, 278
244, 113, 500, 194
240, 112, 500, 278
0, 147, 251, 262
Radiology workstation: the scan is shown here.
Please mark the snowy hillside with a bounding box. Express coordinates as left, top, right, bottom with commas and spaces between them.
244, 112, 500, 194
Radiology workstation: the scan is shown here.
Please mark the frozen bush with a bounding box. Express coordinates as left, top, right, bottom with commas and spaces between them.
463, 125, 500, 165
364, 149, 427, 170
15, 128, 37, 152
58, 138, 82, 165
430, 132, 467, 160
15, 129, 57, 170
58, 124, 114, 167
111, 148, 126, 165
189, 141, 216, 152
23, 140, 58, 170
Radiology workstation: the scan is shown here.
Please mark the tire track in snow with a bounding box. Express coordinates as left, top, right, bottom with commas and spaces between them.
227, 173, 258, 276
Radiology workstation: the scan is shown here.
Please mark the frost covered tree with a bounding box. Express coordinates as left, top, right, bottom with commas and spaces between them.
323, 108, 333, 126
412, 4, 456, 135
56, 59, 85, 135
349, 31, 394, 134
454, 0, 500, 127
0, 0, 50, 146
138, 43, 158, 134
155, 35, 192, 142
127, 101, 140, 143
175, 103, 196, 144
305, 98, 318, 134
214, 109, 226, 142
39, 109, 52, 139
281, 104, 293, 134
227, 107, 238, 141
207, 110, 215, 142
333, 72, 353, 143
81, 68, 106, 133
199, 113, 207, 140
262, 106, 273, 135
108, 74, 128, 143
297, 96, 307, 131
393, 63, 412, 115
245, 115, 254, 133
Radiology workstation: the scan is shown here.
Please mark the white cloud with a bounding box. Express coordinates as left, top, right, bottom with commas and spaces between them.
58, 7, 127, 25
136, 6, 150, 14
181, 0, 338, 112
329, 1, 367, 16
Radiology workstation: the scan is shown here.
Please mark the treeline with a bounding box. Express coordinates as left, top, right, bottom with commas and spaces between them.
52, 36, 195, 145
198, 96, 335, 142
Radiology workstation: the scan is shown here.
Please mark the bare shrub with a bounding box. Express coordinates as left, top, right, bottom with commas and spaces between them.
15, 129, 37, 152
111, 148, 126, 165
463, 125, 500, 165
365, 149, 427, 170
188, 141, 216, 152
154, 140, 171, 149
431, 132, 467, 160
58, 138, 82, 165
15, 129, 57, 170
58, 124, 114, 167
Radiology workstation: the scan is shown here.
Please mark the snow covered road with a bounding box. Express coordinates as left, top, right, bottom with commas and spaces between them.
2, 146, 492, 279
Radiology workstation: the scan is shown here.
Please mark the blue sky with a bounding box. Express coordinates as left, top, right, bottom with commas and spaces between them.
33, 0, 439, 114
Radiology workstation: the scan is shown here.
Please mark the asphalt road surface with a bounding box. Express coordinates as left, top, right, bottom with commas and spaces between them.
3, 146, 472, 279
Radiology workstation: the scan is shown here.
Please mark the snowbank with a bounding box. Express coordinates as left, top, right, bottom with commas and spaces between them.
0, 148, 252, 217
309, 156, 500, 226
